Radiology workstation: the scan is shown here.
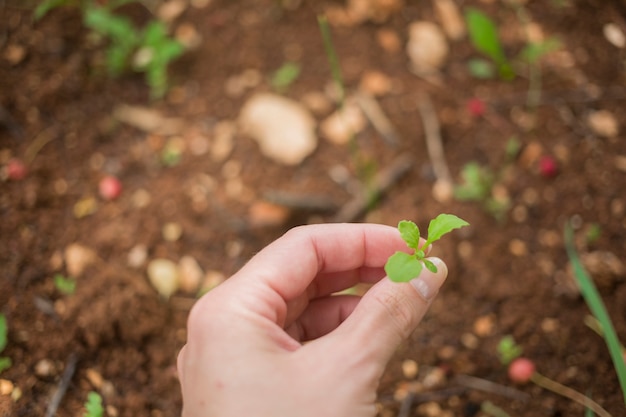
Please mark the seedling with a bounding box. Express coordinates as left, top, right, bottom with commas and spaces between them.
385, 214, 469, 282
271, 62, 301, 92
35, 0, 183, 98
465, 8, 514, 80
83, 391, 104, 417
54, 274, 76, 295
454, 162, 510, 220
497, 335, 613, 416
0, 314, 12, 373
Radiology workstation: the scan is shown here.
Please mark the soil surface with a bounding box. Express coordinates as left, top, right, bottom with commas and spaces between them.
1, 0, 626, 416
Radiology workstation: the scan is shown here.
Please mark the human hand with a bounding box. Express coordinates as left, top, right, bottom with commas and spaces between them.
177, 223, 448, 417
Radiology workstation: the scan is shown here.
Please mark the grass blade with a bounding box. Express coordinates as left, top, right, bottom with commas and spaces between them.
317, 15, 345, 107
564, 222, 626, 404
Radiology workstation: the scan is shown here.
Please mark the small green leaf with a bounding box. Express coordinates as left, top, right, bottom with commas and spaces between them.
425, 214, 469, 246
423, 258, 438, 273
0, 314, 7, 352
84, 391, 104, 417
385, 252, 423, 282
0, 357, 11, 373
465, 8, 507, 66
271, 62, 301, 91
398, 220, 421, 250
54, 274, 76, 295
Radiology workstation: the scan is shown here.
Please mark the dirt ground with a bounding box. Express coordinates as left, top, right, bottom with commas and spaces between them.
1, 0, 626, 416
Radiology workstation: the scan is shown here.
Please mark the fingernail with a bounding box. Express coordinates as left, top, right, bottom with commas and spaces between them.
410, 258, 448, 300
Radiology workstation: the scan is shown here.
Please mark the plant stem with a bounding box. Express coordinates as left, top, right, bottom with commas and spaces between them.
531, 372, 612, 417
317, 15, 345, 108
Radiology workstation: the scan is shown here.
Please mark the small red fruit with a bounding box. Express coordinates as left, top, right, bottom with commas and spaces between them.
539, 155, 558, 178
508, 357, 536, 384
6, 158, 28, 181
98, 175, 122, 200
467, 98, 486, 117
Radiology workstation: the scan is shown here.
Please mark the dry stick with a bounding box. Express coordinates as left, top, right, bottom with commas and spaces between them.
354, 91, 400, 147
454, 373, 530, 402
530, 372, 613, 417
332, 154, 413, 223
416, 91, 453, 198
45, 352, 79, 417
262, 191, 338, 212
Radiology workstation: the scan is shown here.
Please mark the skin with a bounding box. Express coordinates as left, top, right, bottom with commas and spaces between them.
177, 223, 448, 417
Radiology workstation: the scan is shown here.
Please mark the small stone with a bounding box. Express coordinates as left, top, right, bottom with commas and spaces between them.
248, 201, 291, 228
85, 368, 104, 389
0, 379, 13, 396
64, 244, 97, 277
538, 229, 560, 248
603, 23, 625, 48
175, 23, 202, 49
157, 0, 187, 22
519, 141, 543, 169
132, 189, 152, 208
320, 100, 366, 145
34, 359, 56, 377
511, 205, 528, 223
178, 255, 204, 293
73, 196, 98, 219
359, 71, 392, 96
3, 44, 26, 65
210, 120, 236, 162
401, 359, 418, 379
422, 367, 446, 389
376, 28, 401, 53
128, 244, 148, 268
541, 318, 559, 333
508, 239, 528, 256
201, 270, 226, 293
432, 179, 453, 203
147, 259, 180, 298
162, 222, 183, 242
473, 315, 495, 337
226, 241, 243, 258
587, 109, 619, 138
239, 93, 317, 165
434, 0, 465, 40
301, 91, 333, 115
437, 345, 456, 360
581, 251, 624, 288
460, 332, 479, 349
417, 402, 442, 417
188, 133, 210, 156
406, 21, 449, 75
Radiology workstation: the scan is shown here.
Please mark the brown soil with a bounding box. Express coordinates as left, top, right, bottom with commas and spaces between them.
1, 0, 625, 416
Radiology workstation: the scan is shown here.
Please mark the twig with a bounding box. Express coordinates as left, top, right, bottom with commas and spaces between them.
396, 391, 415, 417
332, 154, 413, 222
481, 400, 512, 417
416, 91, 452, 185
45, 352, 79, 417
454, 373, 530, 402
262, 191, 338, 212
354, 91, 400, 146
531, 372, 612, 417
24, 127, 57, 165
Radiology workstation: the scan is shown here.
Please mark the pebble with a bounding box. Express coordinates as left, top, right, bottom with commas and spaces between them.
226, 240, 243, 258
300, 91, 332, 115
3, 44, 26, 66
434, 0, 465, 40
422, 367, 446, 388
178, 255, 204, 293
86, 368, 104, 389
131, 189, 152, 208
460, 332, 479, 349
64, 243, 96, 277
128, 244, 148, 268
538, 229, 560, 248
359, 71, 392, 96
511, 205, 528, 223
587, 109, 619, 138
175, 23, 202, 50
603, 23, 625, 48
34, 359, 55, 377
519, 141, 543, 168
401, 359, 419, 379
202, 270, 226, 293
473, 315, 495, 337
147, 259, 180, 298
376, 28, 401, 53
248, 201, 291, 228
406, 21, 449, 75
320, 101, 366, 145
0, 379, 13, 396
239, 93, 317, 165
157, 0, 187, 22
541, 318, 559, 333
210, 120, 236, 162
188, 133, 210, 156
162, 222, 183, 242
508, 238, 528, 256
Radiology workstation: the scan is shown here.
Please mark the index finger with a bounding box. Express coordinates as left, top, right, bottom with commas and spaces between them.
235, 223, 411, 301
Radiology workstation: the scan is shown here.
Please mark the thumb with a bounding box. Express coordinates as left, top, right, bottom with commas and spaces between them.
335, 257, 448, 365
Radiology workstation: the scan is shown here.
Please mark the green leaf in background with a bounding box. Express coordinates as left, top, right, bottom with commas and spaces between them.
0, 357, 11, 374
0, 314, 7, 352
271, 62, 301, 91
467, 58, 495, 79
385, 251, 423, 282
519, 37, 561, 63
84, 391, 104, 417
465, 8, 514, 80
425, 214, 470, 247
398, 220, 421, 250
565, 222, 626, 405
54, 274, 76, 295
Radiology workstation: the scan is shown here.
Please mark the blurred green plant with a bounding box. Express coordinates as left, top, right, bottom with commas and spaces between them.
465, 8, 514, 80
565, 222, 626, 405
83, 391, 104, 417
454, 162, 510, 220
54, 274, 77, 295
497, 335, 524, 365
35, 0, 183, 99
271, 62, 301, 92
0, 314, 12, 374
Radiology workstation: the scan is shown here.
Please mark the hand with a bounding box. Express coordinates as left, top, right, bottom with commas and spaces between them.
177, 223, 448, 417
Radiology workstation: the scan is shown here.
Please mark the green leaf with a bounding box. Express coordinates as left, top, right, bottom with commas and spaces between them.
423, 258, 438, 273
0, 314, 7, 353
497, 335, 523, 365
425, 214, 469, 247
465, 8, 508, 66
398, 220, 421, 250
385, 252, 423, 283
0, 357, 11, 374
271, 62, 301, 91
54, 274, 76, 295
467, 58, 495, 79
84, 391, 104, 417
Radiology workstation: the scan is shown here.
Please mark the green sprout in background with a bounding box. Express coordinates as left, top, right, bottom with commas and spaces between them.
54, 274, 77, 295
0, 314, 12, 374
35, 0, 184, 99
83, 391, 104, 417
271, 62, 301, 92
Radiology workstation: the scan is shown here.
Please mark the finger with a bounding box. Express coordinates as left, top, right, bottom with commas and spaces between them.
333, 257, 448, 365
284, 295, 361, 341
235, 223, 414, 302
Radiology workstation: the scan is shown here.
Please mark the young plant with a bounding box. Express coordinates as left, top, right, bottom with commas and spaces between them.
83, 391, 104, 417
35, 0, 183, 99
454, 162, 510, 220
497, 335, 613, 417
54, 274, 77, 295
465, 8, 514, 80
0, 314, 12, 373
385, 214, 469, 282
565, 222, 626, 405
271, 62, 301, 92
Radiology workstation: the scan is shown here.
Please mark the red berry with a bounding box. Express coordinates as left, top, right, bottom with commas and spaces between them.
539, 155, 558, 178
98, 175, 122, 200
467, 98, 486, 117
6, 158, 28, 181
508, 357, 536, 384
